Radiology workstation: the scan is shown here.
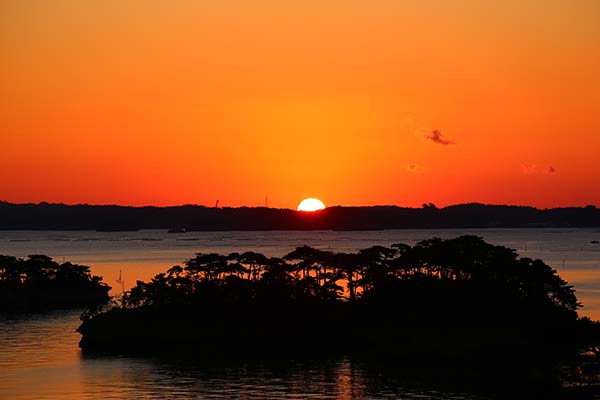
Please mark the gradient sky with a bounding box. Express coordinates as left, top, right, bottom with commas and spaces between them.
1, 0, 599, 209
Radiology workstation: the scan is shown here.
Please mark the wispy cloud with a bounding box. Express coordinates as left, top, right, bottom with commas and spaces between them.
423, 129, 454, 145
521, 164, 556, 174
405, 118, 456, 146
406, 163, 424, 173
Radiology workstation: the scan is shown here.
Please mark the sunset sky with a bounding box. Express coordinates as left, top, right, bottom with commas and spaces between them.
1, 1, 599, 209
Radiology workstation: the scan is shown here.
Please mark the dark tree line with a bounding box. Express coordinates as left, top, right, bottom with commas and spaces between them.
123, 235, 579, 317
79, 236, 599, 365
2, 201, 600, 231
0, 255, 111, 312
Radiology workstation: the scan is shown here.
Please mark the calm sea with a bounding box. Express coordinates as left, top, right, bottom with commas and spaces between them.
1, 228, 599, 399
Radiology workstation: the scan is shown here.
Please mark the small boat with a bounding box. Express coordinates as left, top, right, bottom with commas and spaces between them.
168, 228, 187, 233
591, 240, 599, 244
96, 228, 139, 232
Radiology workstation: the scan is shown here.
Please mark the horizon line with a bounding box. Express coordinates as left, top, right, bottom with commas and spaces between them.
1, 200, 598, 211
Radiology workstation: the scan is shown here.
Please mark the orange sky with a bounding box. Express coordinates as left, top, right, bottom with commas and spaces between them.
1, 1, 599, 209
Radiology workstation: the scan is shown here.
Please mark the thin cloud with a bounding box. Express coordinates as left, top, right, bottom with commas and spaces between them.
407, 119, 455, 146
521, 163, 537, 174
406, 163, 424, 173
423, 129, 454, 145
521, 163, 556, 174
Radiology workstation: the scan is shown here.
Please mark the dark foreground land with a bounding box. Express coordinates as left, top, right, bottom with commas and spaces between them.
78, 236, 600, 398
1, 201, 599, 230
0, 255, 111, 312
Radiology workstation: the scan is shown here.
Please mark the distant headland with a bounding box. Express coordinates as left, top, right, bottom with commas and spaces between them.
0, 201, 599, 231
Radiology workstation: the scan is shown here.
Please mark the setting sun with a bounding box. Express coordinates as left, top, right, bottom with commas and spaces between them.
2, 1, 600, 398
297, 198, 326, 212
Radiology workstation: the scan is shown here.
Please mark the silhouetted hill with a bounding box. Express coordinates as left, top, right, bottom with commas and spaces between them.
0, 255, 110, 312
0, 201, 599, 231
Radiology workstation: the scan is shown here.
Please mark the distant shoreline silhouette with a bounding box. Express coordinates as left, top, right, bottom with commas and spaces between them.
1, 201, 599, 231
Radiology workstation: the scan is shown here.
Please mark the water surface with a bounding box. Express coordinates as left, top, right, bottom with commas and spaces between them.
1, 229, 599, 399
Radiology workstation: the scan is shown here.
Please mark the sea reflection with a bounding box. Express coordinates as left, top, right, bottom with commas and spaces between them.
0, 310, 495, 400
78, 355, 494, 400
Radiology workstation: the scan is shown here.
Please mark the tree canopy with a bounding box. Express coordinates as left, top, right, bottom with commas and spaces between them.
0, 255, 111, 311
123, 236, 579, 318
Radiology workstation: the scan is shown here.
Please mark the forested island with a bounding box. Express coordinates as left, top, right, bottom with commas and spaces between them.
78, 236, 600, 376
1, 201, 599, 231
0, 255, 111, 312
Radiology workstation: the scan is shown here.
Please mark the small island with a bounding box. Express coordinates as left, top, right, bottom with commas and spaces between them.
0, 255, 111, 312
78, 236, 600, 372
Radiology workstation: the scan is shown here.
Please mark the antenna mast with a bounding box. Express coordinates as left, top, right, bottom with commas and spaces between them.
116, 270, 125, 298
